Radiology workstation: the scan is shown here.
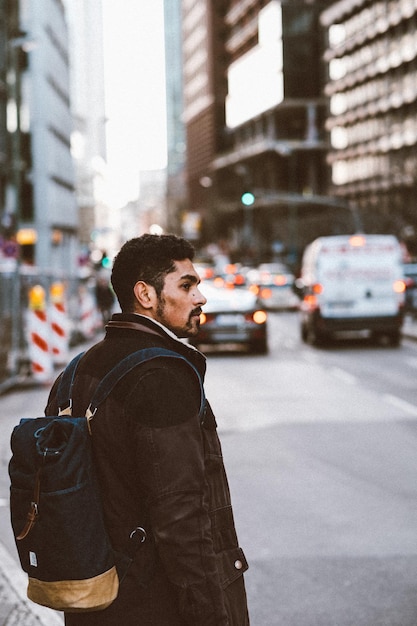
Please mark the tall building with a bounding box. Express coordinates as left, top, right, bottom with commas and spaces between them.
64, 0, 108, 259
321, 0, 417, 255
181, 0, 227, 244
181, 0, 339, 265
0, 1, 7, 237
13, 0, 78, 272
164, 0, 186, 234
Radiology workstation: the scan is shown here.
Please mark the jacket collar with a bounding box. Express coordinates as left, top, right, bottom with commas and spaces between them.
109, 312, 207, 371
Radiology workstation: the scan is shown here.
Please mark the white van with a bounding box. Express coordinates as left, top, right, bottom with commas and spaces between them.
299, 234, 406, 345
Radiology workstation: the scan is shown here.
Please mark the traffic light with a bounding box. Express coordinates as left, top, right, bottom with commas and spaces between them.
90, 249, 112, 269
241, 192, 255, 206
101, 253, 112, 269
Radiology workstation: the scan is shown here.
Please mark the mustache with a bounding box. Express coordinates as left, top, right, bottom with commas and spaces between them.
190, 307, 203, 318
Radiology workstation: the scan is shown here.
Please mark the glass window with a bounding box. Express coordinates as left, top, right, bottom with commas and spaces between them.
331, 127, 348, 149
329, 24, 346, 48
329, 58, 346, 80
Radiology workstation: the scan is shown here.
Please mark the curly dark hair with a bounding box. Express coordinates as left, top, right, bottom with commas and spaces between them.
111, 234, 195, 312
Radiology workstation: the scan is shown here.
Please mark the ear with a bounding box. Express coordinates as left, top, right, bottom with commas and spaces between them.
133, 281, 156, 310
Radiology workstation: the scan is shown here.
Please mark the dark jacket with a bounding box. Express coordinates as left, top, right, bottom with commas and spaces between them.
45, 313, 249, 626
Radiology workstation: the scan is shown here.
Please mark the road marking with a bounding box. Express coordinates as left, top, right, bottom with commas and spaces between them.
383, 394, 417, 417
330, 367, 357, 385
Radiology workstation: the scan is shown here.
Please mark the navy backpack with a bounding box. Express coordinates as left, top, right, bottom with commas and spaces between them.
9, 347, 204, 613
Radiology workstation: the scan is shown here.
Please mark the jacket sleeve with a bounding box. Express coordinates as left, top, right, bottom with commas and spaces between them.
127, 365, 230, 626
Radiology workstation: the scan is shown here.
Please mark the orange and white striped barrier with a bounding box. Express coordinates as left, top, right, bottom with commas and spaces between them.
78, 285, 98, 339
49, 282, 69, 366
26, 285, 53, 383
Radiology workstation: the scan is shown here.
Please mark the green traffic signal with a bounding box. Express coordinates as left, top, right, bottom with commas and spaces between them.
241, 192, 255, 206
101, 255, 112, 269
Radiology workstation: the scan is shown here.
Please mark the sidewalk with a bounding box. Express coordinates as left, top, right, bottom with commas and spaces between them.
0, 541, 63, 625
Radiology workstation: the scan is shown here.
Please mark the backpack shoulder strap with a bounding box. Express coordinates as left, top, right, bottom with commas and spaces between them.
86, 347, 205, 421
56, 351, 85, 414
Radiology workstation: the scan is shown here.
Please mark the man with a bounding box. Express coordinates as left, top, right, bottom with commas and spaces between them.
46, 234, 250, 625
94, 272, 116, 326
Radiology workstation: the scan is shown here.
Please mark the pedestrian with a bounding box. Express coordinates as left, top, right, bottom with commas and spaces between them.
94, 272, 116, 326
45, 233, 250, 625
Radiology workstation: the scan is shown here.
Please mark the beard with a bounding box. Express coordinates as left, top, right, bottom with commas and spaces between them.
156, 295, 202, 338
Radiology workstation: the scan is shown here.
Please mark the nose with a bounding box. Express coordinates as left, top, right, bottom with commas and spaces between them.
195, 286, 207, 306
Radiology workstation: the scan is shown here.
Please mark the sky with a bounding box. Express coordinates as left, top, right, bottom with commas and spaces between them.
102, 0, 167, 208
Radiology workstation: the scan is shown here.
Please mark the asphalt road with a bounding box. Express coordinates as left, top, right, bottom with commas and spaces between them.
205, 312, 417, 625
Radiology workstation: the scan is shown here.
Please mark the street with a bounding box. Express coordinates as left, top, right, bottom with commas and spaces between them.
206, 312, 417, 625
1, 311, 417, 625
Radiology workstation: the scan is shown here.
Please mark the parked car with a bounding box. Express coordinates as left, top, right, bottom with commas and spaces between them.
189, 282, 268, 354
247, 266, 299, 310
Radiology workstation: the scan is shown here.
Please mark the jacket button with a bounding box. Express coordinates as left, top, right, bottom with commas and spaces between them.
234, 559, 243, 570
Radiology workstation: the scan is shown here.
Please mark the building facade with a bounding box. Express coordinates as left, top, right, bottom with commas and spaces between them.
16, 0, 78, 272
0, 0, 83, 274
64, 0, 108, 260
164, 0, 187, 234
0, 0, 7, 243
321, 0, 417, 256
181, 0, 227, 244
181, 0, 340, 266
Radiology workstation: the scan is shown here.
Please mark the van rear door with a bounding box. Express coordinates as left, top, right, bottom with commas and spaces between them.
317, 235, 404, 319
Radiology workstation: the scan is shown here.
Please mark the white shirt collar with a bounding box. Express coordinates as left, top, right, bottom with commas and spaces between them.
132, 313, 199, 350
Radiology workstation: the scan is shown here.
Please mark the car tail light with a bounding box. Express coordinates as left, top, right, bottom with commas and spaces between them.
248, 310, 267, 324
260, 287, 272, 299
393, 279, 406, 293
233, 274, 244, 285
349, 234, 366, 247
274, 275, 287, 286
200, 312, 215, 325
312, 283, 323, 294
302, 294, 319, 310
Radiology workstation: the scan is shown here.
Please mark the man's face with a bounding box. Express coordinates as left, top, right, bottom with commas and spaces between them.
154, 259, 207, 338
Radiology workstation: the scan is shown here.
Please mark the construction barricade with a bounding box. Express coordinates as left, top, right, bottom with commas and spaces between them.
26, 285, 54, 383
49, 281, 70, 366
78, 284, 99, 339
